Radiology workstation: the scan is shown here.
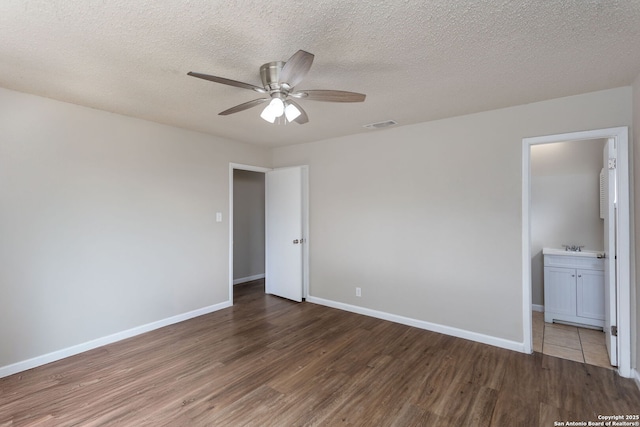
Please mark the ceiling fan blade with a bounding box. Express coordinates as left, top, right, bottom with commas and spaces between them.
291, 90, 366, 102
188, 71, 266, 93
279, 50, 314, 88
219, 98, 269, 115
287, 100, 309, 124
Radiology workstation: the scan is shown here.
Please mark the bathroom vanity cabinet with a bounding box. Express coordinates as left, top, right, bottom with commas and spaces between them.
543, 249, 605, 328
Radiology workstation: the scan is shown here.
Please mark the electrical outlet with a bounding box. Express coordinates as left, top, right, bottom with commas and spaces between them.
356, 287, 361, 297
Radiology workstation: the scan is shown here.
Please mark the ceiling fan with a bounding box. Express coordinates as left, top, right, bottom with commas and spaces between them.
187, 50, 366, 125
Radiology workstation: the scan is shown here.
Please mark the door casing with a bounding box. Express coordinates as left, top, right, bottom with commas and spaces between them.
229, 163, 309, 303
522, 127, 631, 378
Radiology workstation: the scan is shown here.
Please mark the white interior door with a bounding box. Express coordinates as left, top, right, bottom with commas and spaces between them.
265, 166, 305, 302
603, 139, 617, 366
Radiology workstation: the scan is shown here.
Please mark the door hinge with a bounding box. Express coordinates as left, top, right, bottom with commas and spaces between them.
611, 325, 618, 336
608, 158, 616, 170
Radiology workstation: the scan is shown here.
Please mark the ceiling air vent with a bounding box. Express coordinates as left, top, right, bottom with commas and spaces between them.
363, 120, 397, 130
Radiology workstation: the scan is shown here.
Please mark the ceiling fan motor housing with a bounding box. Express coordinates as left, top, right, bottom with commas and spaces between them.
260, 61, 290, 94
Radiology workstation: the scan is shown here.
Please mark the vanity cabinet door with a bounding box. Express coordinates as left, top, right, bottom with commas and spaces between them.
576, 269, 605, 320
544, 267, 576, 316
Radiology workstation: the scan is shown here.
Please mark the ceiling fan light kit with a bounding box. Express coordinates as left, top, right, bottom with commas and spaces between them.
260, 97, 284, 123
284, 102, 301, 122
188, 50, 366, 125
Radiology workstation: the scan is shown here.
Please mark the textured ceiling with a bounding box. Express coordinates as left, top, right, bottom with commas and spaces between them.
1, 1, 639, 147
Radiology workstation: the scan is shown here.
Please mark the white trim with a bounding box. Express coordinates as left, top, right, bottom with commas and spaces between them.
306, 296, 525, 353
613, 131, 632, 379
0, 300, 232, 379
522, 139, 533, 354
532, 304, 544, 313
229, 163, 271, 304
522, 126, 632, 378
301, 166, 310, 299
233, 274, 265, 285
229, 163, 272, 174
632, 369, 640, 392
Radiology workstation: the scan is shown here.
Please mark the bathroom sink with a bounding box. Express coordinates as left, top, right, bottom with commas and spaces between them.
542, 247, 604, 258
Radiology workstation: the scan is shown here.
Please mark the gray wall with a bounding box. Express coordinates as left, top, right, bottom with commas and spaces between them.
233, 170, 265, 282
2, 83, 638, 375
0, 87, 270, 368
530, 139, 606, 306
272, 87, 632, 343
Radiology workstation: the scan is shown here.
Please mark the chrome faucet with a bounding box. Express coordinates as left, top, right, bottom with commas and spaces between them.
562, 245, 584, 252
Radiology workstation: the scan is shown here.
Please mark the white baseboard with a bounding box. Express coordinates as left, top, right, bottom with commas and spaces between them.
233, 274, 265, 285
532, 304, 544, 312
0, 300, 232, 379
633, 369, 640, 392
306, 296, 525, 353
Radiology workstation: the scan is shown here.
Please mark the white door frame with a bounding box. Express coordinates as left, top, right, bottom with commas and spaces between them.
229, 163, 309, 303
521, 127, 631, 378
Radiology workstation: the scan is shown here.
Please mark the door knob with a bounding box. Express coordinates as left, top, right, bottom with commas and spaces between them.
293, 239, 299, 244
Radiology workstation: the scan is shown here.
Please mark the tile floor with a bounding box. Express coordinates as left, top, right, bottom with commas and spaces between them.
532, 311, 613, 369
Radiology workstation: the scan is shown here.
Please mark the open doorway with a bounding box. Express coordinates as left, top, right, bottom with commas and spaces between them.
229, 163, 310, 304
522, 127, 631, 378
529, 138, 609, 367
229, 163, 270, 304
232, 169, 266, 303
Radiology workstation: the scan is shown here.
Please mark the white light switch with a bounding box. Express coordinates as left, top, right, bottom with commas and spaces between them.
216, 212, 222, 222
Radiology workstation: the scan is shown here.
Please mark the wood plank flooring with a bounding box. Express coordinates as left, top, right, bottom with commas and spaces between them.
1, 280, 639, 426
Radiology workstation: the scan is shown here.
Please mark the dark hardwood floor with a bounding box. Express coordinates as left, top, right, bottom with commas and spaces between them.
1, 280, 639, 426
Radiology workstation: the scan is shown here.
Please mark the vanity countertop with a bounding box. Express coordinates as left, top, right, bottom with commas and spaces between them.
542, 247, 604, 258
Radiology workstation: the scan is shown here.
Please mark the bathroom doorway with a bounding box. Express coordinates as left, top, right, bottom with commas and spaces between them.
522, 127, 631, 378
529, 139, 606, 313
529, 139, 608, 367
